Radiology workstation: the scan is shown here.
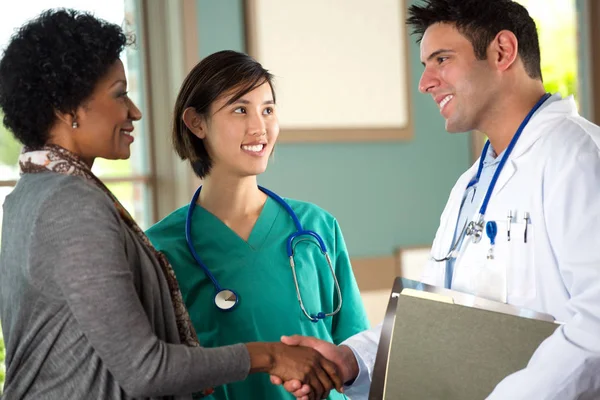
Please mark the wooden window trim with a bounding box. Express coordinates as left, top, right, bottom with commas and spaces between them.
590, 0, 600, 125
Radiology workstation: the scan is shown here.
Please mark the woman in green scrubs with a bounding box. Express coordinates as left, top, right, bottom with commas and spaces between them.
146, 50, 369, 400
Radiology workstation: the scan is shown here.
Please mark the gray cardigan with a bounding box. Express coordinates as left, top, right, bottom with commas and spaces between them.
0, 173, 250, 399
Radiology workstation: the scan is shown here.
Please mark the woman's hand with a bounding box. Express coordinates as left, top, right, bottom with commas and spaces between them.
246, 342, 343, 399
269, 335, 359, 400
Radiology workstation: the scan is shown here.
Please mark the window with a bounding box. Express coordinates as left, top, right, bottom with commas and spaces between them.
0, 0, 154, 392
517, 0, 578, 100
0, 327, 3, 393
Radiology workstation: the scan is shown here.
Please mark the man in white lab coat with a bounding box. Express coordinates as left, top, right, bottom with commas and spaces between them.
272, 0, 600, 398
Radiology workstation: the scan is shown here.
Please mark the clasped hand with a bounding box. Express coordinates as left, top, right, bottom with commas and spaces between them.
269, 335, 359, 400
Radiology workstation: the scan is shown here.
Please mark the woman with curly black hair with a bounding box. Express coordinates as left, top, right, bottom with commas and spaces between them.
0, 9, 342, 400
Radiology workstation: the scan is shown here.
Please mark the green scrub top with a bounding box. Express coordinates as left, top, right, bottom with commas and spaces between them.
146, 195, 370, 400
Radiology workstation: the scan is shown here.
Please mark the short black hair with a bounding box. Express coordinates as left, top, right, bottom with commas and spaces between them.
0, 9, 129, 149
172, 50, 275, 179
406, 0, 542, 80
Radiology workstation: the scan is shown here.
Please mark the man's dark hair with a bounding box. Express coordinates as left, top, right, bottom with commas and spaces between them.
406, 0, 542, 80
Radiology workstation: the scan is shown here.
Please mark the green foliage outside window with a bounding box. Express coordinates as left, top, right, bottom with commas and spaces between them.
0, 115, 21, 167
1, 323, 5, 394
518, 0, 578, 99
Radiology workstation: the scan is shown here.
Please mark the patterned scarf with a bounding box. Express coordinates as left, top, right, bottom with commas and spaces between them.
19, 144, 200, 348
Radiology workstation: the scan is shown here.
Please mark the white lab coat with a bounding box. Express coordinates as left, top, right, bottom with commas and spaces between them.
344, 95, 600, 399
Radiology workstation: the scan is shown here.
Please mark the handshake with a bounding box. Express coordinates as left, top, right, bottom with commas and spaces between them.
246, 335, 359, 400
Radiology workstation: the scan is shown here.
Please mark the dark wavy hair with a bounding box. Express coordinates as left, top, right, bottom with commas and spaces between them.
406, 0, 542, 80
0, 9, 130, 149
172, 50, 275, 179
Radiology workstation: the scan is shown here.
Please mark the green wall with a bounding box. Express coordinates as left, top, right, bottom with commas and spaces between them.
196, 0, 471, 257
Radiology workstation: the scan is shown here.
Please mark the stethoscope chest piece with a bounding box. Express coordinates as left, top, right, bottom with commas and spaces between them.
215, 289, 239, 311
187, 184, 342, 320
466, 219, 485, 244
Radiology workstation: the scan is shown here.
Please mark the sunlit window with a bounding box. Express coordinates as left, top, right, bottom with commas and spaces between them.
517, 0, 578, 101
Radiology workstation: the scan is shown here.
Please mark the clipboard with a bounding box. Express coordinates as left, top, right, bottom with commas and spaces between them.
368, 278, 560, 400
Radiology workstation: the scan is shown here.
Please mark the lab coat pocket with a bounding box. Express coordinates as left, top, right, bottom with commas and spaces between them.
507, 218, 536, 304
452, 231, 510, 303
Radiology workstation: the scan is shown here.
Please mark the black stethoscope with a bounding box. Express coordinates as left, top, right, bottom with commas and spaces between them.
431, 92, 552, 262
185, 185, 342, 322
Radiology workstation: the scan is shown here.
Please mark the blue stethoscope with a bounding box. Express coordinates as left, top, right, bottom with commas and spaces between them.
432, 93, 551, 262
185, 185, 343, 322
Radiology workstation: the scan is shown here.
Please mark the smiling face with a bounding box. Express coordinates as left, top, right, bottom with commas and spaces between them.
47, 59, 142, 165
73, 60, 142, 160
194, 82, 279, 179
69, 60, 142, 162
418, 23, 498, 133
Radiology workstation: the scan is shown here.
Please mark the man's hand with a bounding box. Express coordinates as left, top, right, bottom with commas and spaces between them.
269, 335, 359, 399
246, 341, 343, 400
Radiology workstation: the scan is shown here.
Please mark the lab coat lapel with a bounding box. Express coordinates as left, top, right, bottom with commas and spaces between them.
490, 97, 558, 196
488, 159, 516, 197
434, 168, 475, 255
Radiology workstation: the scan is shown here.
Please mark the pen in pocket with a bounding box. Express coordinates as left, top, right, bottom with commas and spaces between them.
507, 210, 513, 242
523, 212, 530, 243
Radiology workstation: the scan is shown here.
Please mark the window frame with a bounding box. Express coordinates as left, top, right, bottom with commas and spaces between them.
588, 0, 600, 125
139, 0, 199, 221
